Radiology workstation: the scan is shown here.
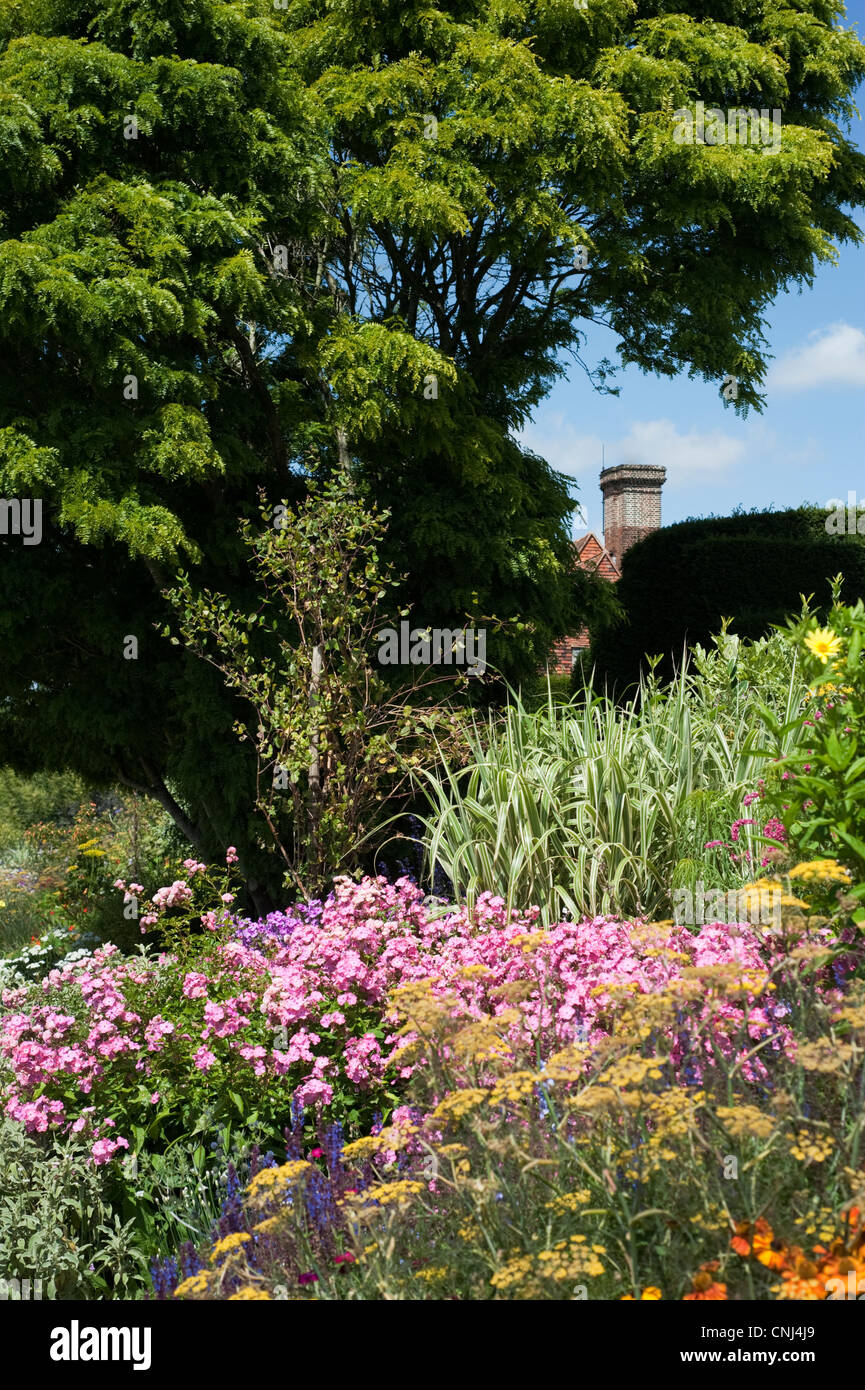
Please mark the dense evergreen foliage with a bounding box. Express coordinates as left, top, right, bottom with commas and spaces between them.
587, 507, 865, 692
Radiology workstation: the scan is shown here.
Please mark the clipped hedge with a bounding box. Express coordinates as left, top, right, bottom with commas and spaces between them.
586, 507, 865, 694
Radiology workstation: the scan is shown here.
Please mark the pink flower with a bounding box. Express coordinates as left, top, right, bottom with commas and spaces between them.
294, 1077, 333, 1108
151, 880, 193, 910
193, 1046, 217, 1072
226, 846, 239, 865
92, 1136, 129, 1164
143, 1017, 175, 1052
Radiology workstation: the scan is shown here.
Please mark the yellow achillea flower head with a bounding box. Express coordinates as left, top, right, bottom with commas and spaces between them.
488, 1070, 540, 1105
229, 1287, 272, 1300
789, 859, 852, 885
351, 1179, 426, 1209
787, 1129, 835, 1164
253, 1216, 285, 1235
430, 1088, 489, 1122
174, 1271, 213, 1298
545, 1190, 592, 1213
210, 1232, 252, 1264
804, 626, 842, 665
716, 1104, 777, 1140
246, 1160, 311, 1206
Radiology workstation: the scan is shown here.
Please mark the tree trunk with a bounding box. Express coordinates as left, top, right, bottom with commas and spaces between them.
308, 643, 323, 883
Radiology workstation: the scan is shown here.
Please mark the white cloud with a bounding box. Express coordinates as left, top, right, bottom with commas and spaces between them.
519, 414, 602, 480
768, 322, 865, 391
614, 419, 745, 481
518, 415, 746, 532
519, 415, 744, 483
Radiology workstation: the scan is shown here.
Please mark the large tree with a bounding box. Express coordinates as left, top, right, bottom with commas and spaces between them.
0, 0, 863, 894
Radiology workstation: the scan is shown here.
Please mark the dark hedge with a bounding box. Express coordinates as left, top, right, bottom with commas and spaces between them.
583, 506, 865, 696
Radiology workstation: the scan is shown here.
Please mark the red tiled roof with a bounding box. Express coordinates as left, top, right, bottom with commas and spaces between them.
547, 534, 619, 673
575, 532, 620, 582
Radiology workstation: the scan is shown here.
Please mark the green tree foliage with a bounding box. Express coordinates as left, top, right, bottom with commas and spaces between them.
0, 0, 863, 891
588, 507, 865, 694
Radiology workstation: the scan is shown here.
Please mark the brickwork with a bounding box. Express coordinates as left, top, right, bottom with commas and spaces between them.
546, 465, 665, 675
547, 532, 619, 674
599, 464, 666, 569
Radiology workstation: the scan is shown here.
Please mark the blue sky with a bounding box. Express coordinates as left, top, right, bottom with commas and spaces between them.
520, 1, 865, 538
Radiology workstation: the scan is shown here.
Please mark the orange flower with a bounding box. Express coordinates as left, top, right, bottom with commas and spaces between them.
776, 1274, 827, 1301
752, 1226, 791, 1271
684, 1265, 728, 1301
842, 1207, 865, 1253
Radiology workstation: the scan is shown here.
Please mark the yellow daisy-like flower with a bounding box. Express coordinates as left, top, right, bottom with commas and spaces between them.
804, 626, 843, 665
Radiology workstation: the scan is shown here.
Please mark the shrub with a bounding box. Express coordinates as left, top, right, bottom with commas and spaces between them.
0, 1118, 144, 1299
757, 583, 865, 920
588, 507, 865, 694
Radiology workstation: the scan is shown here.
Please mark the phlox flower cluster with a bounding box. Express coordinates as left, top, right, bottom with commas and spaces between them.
0, 875, 835, 1161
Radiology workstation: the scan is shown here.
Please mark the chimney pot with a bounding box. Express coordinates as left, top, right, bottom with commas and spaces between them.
600, 463, 666, 566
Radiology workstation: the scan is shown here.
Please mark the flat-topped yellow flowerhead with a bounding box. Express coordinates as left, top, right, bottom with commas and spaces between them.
804, 626, 843, 665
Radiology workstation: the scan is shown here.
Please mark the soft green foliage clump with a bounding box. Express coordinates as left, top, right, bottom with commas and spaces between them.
758, 582, 865, 916
0, 1119, 144, 1299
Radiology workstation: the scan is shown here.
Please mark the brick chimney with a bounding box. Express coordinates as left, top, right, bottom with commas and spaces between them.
600, 463, 666, 569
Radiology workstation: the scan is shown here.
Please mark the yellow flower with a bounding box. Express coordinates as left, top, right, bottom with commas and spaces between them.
804, 626, 843, 665
174, 1271, 213, 1298
229, 1286, 272, 1300
787, 1129, 835, 1164
253, 1216, 284, 1235
246, 1160, 311, 1205
545, 1190, 592, 1213
716, 1104, 777, 1140
430, 1088, 489, 1123
789, 859, 852, 885
344, 1180, 426, 1212
209, 1232, 252, 1264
